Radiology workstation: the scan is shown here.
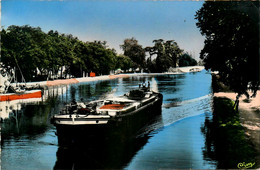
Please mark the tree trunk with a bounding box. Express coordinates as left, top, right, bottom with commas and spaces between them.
60, 66, 63, 79
233, 94, 240, 112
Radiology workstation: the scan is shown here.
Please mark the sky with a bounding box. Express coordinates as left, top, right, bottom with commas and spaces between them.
1, 0, 205, 60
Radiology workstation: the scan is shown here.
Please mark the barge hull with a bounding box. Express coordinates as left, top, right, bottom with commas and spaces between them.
55, 94, 162, 145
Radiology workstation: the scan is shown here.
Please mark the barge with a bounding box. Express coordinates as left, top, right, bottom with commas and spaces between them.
51, 85, 163, 144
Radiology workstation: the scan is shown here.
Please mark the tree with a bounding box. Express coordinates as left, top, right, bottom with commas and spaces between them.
195, 2, 259, 106
115, 54, 134, 72
120, 37, 146, 69
1, 25, 123, 80
82, 41, 118, 75
1, 25, 48, 81
145, 39, 183, 72
164, 40, 183, 68
179, 53, 197, 67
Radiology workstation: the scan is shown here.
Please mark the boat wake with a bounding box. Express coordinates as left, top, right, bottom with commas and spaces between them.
163, 94, 212, 108
162, 94, 213, 127
151, 78, 158, 93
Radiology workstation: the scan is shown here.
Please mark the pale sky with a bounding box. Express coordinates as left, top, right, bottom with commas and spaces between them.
1, 0, 205, 60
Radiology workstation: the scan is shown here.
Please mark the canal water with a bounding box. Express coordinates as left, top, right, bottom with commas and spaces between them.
1, 70, 217, 169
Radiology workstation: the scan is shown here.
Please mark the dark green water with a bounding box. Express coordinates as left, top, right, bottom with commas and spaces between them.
1, 70, 218, 169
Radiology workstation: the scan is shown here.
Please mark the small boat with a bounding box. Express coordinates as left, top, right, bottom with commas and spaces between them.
51, 84, 163, 144
0, 89, 42, 102
0, 68, 42, 101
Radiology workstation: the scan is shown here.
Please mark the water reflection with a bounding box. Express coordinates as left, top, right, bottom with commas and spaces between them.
126, 114, 217, 169
54, 135, 148, 169
0, 86, 67, 121
1, 97, 58, 141
201, 98, 257, 169
54, 112, 163, 169
67, 80, 118, 102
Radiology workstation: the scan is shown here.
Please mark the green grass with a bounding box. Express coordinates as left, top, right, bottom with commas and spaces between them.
206, 97, 257, 168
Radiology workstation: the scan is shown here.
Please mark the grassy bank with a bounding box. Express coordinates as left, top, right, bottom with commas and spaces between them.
203, 97, 256, 168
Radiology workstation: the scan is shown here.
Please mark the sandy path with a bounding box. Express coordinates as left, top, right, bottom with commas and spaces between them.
214, 91, 260, 112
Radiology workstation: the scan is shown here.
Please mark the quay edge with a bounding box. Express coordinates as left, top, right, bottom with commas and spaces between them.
20, 66, 205, 87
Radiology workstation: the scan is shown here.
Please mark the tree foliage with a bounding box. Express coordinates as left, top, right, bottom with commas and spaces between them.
195, 2, 259, 97
1, 25, 49, 81
179, 53, 197, 67
1, 25, 132, 81
145, 39, 183, 72
115, 54, 134, 72
120, 37, 146, 69
1, 25, 198, 80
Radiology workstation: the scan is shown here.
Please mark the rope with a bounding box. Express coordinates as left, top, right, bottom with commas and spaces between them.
13, 55, 26, 84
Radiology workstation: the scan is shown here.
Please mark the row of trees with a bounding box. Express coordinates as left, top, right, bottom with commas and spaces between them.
1, 25, 197, 82
1, 25, 133, 81
121, 38, 197, 73
195, 2, 259, 100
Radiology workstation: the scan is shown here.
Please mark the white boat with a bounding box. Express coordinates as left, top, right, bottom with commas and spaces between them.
0, 69, 42, 102
51, 85, 163, 144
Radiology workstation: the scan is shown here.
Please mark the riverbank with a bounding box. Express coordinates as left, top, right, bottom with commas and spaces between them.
204, 97, 257, 168
24, 66, 204, 87
214, 91, 260, 168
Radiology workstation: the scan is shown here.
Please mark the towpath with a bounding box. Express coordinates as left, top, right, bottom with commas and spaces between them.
214, 91, 260, 166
